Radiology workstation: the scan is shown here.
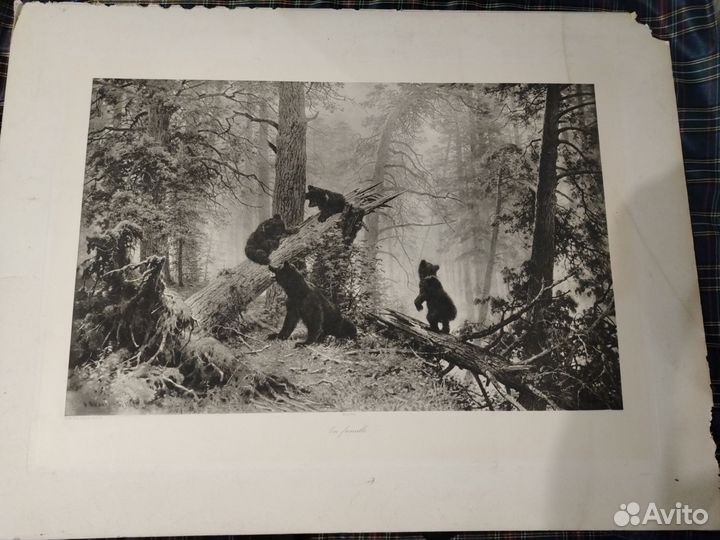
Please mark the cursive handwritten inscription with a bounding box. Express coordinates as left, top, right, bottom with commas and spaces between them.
329, 424, 368, 438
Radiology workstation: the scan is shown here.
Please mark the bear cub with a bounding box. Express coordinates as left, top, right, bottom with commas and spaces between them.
418, 259, 440, 280
414, 259, 457, 333
268, 261, 357, 347
305, 185, 346, 223
245, 214, 297, 265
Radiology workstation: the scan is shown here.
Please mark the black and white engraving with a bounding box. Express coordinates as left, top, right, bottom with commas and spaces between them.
66, 80, 621, 414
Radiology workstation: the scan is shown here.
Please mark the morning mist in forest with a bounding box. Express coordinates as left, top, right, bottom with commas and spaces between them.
67, 79, 621, 414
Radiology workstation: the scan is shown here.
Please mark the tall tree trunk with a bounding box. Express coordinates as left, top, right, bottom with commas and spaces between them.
142, 92, 174, 259
365, 114, 394, 262
163, 245, 174, 285
366, 90, 421, 262
231, 200, 244, 267
453, 120, 474, 316
528, 84, 562, 311
463, 261, 474, 316
478, 172, 502, 324
177, 238, 184, 287
528, 85, 561, 315
454, 119, 465, 194
521, 84, 563, 409
267, 83, 307, 309
273, 82, 307, 227
256, 101, 272, 223
147, 95, 173, 145
468, 93, 489, 320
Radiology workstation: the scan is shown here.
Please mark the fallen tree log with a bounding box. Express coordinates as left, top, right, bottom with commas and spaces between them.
368, 309, 562, 411
187, 185, 399, 331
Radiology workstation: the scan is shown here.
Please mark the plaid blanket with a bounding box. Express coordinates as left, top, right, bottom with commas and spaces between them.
0, 1, 717, 537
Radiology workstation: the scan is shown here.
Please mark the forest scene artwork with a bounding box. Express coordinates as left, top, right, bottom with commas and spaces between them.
66, 79, 621, 415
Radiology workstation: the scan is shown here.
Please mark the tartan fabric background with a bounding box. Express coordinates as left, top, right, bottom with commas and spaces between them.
0, 1, 718, 538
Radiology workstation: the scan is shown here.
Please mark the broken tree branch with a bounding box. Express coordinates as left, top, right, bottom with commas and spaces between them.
471, 371, 495, 411
481, 369, 526, 411
187, 186, 402, 331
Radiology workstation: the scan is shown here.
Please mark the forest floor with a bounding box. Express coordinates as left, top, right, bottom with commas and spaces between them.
155, 327, 477, 414
65, 287, 481, 415
156, 288, 478, 414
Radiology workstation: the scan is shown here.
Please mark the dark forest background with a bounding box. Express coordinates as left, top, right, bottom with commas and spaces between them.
67, 80, 621, 414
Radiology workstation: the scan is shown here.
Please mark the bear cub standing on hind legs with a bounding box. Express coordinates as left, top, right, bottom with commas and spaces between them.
244, 214, 297, 265
414, 259, 457, 334
305, 185, 347, 223
267, 261, 357, 347
418, 259, 440, 280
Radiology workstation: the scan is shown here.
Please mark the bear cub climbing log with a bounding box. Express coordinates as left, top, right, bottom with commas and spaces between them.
244, 214, 298, 265
305, 185, 347, 222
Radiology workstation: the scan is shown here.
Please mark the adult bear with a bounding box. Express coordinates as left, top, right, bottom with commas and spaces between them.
305, 185, 346, 223
418, 259, 440, 280
267, 261, 357, 347
414, 275, 457, 334
244, 214, 297, 265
